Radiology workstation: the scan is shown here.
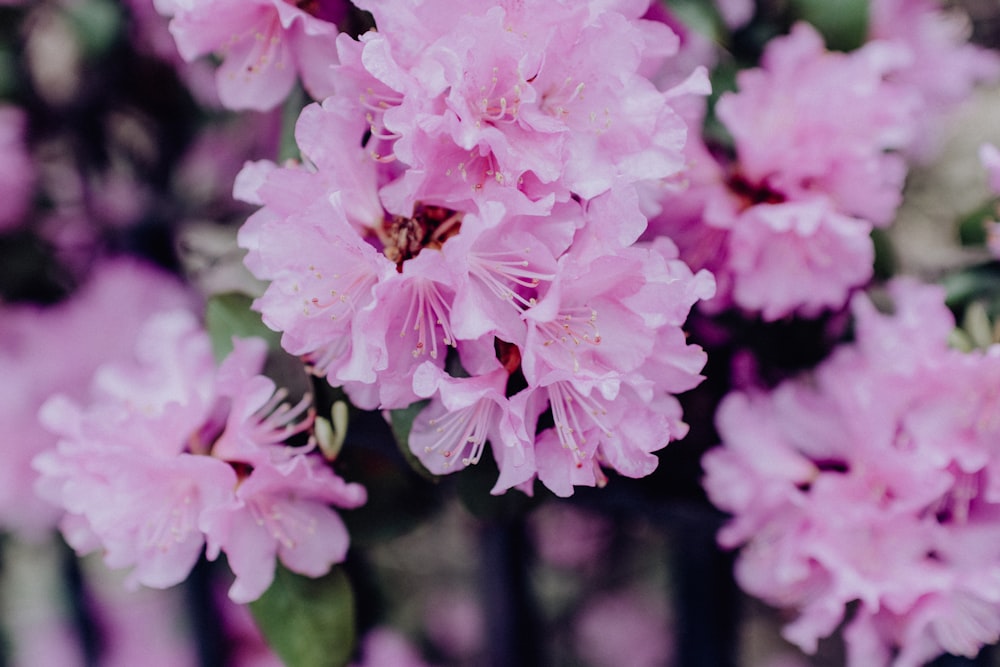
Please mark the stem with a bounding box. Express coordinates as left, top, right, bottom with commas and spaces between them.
478, 518, 542, 667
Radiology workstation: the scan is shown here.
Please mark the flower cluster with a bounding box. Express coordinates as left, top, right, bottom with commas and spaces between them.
35, 307, 366, 603
649, 8, 997, 321
236, 0, 715, 496
703, 279, 1000, 666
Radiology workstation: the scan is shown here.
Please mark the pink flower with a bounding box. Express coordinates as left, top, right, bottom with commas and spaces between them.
651, 23, 920, 320
35, 309, 365, 601
350, 628, 436, 667
979, 143, 1000, 257
0, 105, 35, 231
870, 0, 1000, 161
704, 279, 1000, 665
727, 200, 875, 321
236, 0, 714, 497
574, 590, 673, 667
717, 23, 916, 227
331, 0, 703, 214
201, 455, 365, 603
166, 0, 345, 110
0, 258, 191, 540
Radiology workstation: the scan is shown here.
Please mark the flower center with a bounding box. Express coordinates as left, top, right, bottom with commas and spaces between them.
380, 204, 463, 268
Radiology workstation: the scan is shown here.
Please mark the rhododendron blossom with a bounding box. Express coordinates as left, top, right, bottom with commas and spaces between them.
703, 279, 1000, 666
649, 23, 920, 320
0, 259, 191, 540
164, 0, 346, 110
870, 0, 1000, 160
236, 0, 714, 496
35, 310, 366, 601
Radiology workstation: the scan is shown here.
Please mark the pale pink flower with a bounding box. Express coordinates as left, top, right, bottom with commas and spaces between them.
0, 258, 191, 540
36, 308, 365, 601
574, 590, 673, 667
201, 455, 365, 603
236, 0, 714, 497
167, 0, 345, 110
704, 279, 1000, 665
350, 628, 436, 667
870, 0, 1000, 161
652, 23, 920, 320
727, 200, 875, 321
0, 105, 35, 231
332, 0, 703, 214
717, 23, 917, 227
979, 143, 1000, 257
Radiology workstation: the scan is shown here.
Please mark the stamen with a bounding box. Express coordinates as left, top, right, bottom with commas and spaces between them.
399, 280, 456, 359
423, 400, 497, 468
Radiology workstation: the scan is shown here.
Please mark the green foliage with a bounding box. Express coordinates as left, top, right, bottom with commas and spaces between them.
957, 197, 1000, 247
280, 85, 306, 163
204, 292, 281, 363
871, 228, 896, 281
250, 566, 356, 667
63, 0, 122, 57
790, 0, 869, 52
389, 400, 436, 481
665, 0, 726, 45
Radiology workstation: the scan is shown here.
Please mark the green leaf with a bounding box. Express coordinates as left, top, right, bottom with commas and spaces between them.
665, 0, 726, 45
279, 84, 307, 163
389, 400, 437, 481
871, 227, 895, 281
250, 565, 356, 667
957, 197, 999, 247
943, 262, 1000, 311
204, 292, 281, 363
790, 0, 869, 52
63, 0, 122, 57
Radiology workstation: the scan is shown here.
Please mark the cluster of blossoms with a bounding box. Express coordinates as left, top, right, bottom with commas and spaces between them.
703, 279, 1000, 666
34, 295, 366, 603
649, 0, 998, 321
236, 0, 715, 496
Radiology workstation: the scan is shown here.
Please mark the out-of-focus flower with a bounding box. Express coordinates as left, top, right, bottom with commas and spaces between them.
35, 309, 365, 601
703, 279, 1000, 666
0, 106, 35, 231
350, 628, 437, 667
978, 143, 1000, 257
422, 590, 484, 662
574, 589, 673, 667
529, 502, 613, 570
650, 23, 919, 320
0, 258, 191, 540
870, 0, 1000, 161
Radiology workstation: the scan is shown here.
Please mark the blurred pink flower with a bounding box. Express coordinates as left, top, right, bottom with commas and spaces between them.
0, 258, 191, 540
350, 628, 436, 667
870, 0, 1000, 161
651, 23, 919, 320
704, 279, 1000, 665
36, 310, 365, 601
0, 105, 35, 231
574, 589, 673, 667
